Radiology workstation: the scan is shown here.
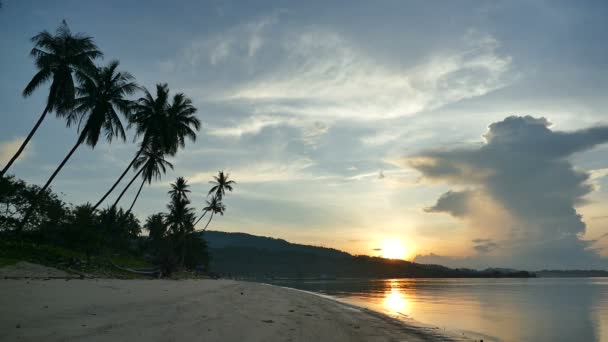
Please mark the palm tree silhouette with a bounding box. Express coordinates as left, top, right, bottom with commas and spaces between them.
38, 61, 136, 193
117, 147, 173, 214
92, 84, 199, 209
195, 195, 225, 231
208, 171, 235, 200
1, 21, 102, 177
19, 61, 135, 229
168, 177, 190, 203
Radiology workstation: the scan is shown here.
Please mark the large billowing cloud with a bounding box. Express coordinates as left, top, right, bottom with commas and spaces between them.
410, 116, 608, 270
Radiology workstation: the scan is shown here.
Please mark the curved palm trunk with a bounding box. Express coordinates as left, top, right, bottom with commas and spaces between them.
202, 212, 214, 231
126, 178, 146, 214
92, 148, 143, 210
112, 166, 144, 209
1, 107, 49, 178
19, 130, 86, 231
194, 211, 207, 226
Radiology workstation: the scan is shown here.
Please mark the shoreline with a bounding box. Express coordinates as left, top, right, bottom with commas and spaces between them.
266, 282, 472, 341
0, 277, 471, 341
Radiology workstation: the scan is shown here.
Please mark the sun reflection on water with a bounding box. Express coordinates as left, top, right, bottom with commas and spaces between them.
382, 280, 410, 315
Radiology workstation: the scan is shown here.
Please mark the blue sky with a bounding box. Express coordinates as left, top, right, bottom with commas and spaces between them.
2, 0, 608, 269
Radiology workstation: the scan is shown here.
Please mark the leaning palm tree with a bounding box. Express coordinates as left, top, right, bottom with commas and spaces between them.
37, 61, 137, 194
19, 61, 135, 229
115, 147, 173, 214
194, 195, 225, 231
207, 171, 235, 200
1, 20, 102, 177
91, 84, 200, 209
168, 177, 190, 203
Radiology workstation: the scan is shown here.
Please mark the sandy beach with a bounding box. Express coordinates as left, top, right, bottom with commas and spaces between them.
0, 272, 465, 341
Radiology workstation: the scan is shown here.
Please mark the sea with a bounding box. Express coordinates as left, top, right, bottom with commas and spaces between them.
268, 278, 608, 342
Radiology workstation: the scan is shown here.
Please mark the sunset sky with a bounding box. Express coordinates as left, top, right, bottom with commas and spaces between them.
2, 0, 608, 270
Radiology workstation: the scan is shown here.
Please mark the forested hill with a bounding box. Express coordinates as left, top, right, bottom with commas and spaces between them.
202, 231, 534, 279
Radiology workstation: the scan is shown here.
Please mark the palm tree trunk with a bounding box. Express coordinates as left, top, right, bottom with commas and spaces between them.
180, 232, 187, 268
19, 131, 85, 231
202, 213, 214, 231
126, 178, 146, 214
112, 167, 144, 209
92, 148, 143, 210
194, 211, 207, 226
0, 107, 49, 178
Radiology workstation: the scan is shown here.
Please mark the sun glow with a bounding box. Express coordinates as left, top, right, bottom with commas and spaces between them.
382, 281, 410, 315
381, 239, 407, 260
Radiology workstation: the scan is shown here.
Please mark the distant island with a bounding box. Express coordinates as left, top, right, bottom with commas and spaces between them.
203, 231, 535, 279
535, 270, 608, 277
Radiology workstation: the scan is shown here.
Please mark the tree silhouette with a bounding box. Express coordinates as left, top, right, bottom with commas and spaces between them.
208, 171, 235, 200
168, 177, 190, 203
20, 61, 135, 229
1, 21, 102, 177
92, 84, 199, 209
195, 195, 225, 231
116, 147, 173, 214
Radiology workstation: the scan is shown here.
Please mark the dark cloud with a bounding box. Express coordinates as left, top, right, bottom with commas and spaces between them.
424, 190, 474, 217
372, 248, 383, 251
472, 239, 499, 253
410, 116, 608, 269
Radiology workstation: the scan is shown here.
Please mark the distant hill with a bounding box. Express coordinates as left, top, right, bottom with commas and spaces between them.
201, 231, 534, 279
536, 270, 608, 277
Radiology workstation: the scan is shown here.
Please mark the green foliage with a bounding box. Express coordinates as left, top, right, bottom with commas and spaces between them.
0, 238, 152, 278
0, 175, 67, 232
1, 176, 141, 255
98, 206, 141, 251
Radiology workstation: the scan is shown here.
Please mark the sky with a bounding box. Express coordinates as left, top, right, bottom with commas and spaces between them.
1, 0, 608, 270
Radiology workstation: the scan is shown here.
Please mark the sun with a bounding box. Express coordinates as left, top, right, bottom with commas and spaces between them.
381, 239, 407, 260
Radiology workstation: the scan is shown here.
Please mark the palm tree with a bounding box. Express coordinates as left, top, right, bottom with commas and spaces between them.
19, 61, 135, 229
38, 61, 137, 194
165, 191, 196, 267
168, 177, 190, 203
208, 171, 235, 200
165, 92, 200, 155
194, 195, 225, 231
92, 84, 200, 209
113, 147, 173, 214
1, 20, 102, 177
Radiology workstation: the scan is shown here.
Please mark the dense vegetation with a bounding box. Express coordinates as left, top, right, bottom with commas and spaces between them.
204, 231, 535, 279
0, 21, 235, 277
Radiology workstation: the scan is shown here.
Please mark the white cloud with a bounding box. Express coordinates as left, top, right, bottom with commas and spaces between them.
177, 10, 285, 67
222, 29, 513, 122
0, 137, 30, 168
187, 157, 316, 184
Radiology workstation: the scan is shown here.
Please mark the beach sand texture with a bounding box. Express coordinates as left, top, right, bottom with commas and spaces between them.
0, 267, 466, 341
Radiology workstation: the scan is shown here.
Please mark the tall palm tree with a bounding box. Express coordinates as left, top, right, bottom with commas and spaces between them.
38, 61, 137, 195
1, 20, 102, 177
168, 177, 190, 203
19, 61, 135, 229
92, 84, 200, 209
208, 171, 235, 200
194, 195, 225, 231
114, 147, 173, 214
166, 195, 196, 268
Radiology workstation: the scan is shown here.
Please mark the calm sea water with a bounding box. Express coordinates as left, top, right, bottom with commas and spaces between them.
268, 278, 608, 342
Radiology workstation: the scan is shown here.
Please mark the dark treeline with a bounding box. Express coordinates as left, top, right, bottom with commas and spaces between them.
205, 231, 535, 279
0, 21, 235, 276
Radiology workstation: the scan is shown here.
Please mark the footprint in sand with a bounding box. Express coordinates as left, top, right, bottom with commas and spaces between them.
262, 320, 274, 323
